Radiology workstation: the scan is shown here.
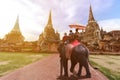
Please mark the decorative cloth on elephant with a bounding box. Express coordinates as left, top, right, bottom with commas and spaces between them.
65, 40, 80, 59
71, 40, 80, 46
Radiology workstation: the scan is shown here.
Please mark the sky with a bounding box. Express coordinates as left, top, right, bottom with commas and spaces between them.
0, 0, 120, 41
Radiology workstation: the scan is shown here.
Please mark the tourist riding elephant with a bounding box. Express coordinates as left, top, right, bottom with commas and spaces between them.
58, 43, 91, 77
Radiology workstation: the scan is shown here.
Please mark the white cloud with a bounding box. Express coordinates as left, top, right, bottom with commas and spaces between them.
98, 19, 120, 32
0, 0, 18, 38
0, 0, 117, 41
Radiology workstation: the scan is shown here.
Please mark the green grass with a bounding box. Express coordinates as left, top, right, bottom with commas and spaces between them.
0, 52, 50, 77
90, 55, 120, 80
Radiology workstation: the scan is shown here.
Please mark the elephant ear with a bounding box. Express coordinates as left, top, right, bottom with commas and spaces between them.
57, 43, 64, 53
57, 44, 62, 53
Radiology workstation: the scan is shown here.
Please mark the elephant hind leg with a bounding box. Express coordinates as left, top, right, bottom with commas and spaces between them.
79, 56, 91, 78
70, 60, 77, 73
83, 61, 91, 78
77, 63, 82, 77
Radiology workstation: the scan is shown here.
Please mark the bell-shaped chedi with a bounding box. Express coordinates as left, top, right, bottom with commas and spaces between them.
4, 16, 24, 43
83, 5, 101, 45
38, 11, 60, 52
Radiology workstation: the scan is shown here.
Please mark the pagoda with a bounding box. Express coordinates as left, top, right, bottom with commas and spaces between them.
4, 16, 24, 44
38, 11, 60, 52
83, 5, 101, 45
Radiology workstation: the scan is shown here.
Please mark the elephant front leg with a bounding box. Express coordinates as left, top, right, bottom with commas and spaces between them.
60, 59, 63, 76
63, 59, 68, 77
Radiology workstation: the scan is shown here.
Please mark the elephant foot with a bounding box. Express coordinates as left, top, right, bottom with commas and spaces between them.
85, 74, 91, 78
57, 75, 62, 79
63, 74, 68, 77
73, 70, 77, 77
70, 68, 73, 73
77, 73, 81, 77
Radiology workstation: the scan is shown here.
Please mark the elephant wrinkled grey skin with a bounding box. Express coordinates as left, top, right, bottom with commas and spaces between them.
58, 43, 91, 78
70, 44, 91, 77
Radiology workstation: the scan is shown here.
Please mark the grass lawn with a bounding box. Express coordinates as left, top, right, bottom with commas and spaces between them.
0, 52, 50, 77
90, 54, 120, 80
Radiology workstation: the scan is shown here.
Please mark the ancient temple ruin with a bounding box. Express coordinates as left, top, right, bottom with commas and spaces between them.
4, 16, 24, 44
83, 5, 101, 47
0, 16, 25, 52
37, 11, 60, 52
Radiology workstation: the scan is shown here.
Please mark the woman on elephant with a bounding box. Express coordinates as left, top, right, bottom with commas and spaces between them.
65, 31, 80, 59
62, 32, 69, 44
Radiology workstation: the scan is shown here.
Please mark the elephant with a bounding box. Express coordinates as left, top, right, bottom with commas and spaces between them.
57, 43, 91, 78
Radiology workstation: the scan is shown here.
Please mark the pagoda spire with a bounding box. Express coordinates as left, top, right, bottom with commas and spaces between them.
47, 10, 52, 25
12, 16, 20, 32
4, 15, 24, 43
88, 5, 95, 22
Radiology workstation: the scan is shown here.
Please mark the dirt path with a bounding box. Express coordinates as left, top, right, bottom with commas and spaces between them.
0, 54, 108, 80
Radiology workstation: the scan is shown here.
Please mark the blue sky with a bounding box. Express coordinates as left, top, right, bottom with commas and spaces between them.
0, 0, 120, 41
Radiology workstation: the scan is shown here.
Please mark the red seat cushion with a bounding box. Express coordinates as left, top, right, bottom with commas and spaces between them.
71, 40, 80, 46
